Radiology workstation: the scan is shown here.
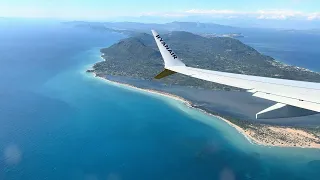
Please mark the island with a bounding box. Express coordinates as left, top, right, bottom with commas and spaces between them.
201, 33, 244, 38
88, 31, 320, 149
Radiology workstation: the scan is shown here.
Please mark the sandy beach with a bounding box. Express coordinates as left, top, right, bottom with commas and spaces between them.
89, 72, 320, 149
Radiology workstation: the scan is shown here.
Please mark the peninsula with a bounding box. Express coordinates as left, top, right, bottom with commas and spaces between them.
88, 31, 320, 149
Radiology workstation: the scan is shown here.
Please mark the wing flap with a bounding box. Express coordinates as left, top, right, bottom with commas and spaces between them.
256, 103, 318, 119
253, 92, 320, 112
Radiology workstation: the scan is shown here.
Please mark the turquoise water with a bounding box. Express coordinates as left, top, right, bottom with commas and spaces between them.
0, 22, 320, 180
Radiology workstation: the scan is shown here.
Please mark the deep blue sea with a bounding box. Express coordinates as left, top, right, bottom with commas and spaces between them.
240, 30, 320, 72
0, 21, 320, 180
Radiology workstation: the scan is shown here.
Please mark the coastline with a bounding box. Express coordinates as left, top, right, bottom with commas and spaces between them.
88, 71, 320, 149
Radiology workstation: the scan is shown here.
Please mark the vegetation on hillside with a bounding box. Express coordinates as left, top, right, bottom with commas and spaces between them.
93, 31, 320, 90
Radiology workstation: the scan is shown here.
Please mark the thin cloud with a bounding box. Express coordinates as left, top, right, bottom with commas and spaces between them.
307, 13, 320, 20
185, 9, 240, 15
256, 10, 303, 20
145, 9, 320, 21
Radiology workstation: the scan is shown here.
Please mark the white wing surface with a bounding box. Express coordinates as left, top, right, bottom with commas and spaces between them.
151, 30, 320, 119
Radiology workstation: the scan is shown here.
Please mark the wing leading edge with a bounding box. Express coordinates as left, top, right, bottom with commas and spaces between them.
151, 30, 320, 119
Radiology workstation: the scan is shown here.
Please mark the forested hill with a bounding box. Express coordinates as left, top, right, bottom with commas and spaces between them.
92, 31, 320, 90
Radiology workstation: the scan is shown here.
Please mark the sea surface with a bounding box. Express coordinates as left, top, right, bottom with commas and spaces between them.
240, 29, 320, 72
0, 21, 320, 180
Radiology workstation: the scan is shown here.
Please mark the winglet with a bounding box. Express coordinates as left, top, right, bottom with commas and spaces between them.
151, 30, 185, 68
152, 30, 185, 79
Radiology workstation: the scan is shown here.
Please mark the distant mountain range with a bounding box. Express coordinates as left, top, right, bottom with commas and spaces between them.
64, 21, 244, 35
65, 21, 320, 39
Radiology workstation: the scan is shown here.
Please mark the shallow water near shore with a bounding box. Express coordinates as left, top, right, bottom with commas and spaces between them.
1, 23, 320, 180
49, 47, 320, 180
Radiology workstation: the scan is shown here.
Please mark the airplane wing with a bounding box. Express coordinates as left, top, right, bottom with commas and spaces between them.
151, 30, 320, 119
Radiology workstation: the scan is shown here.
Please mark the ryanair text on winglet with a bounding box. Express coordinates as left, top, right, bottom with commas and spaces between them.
156, 35, 178, 59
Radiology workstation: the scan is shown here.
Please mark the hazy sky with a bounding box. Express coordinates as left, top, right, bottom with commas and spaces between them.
1, 0, 320, 22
